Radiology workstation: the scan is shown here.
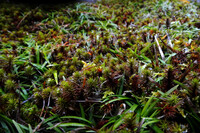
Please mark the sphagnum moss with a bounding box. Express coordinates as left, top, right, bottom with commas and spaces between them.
0, 0, 200, 132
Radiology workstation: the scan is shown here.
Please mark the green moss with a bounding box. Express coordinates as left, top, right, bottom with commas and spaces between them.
0, 69, 5, 81
42, 87, 51, 98
56, 53, 63, 60
4, 79, 15, 90
87, 77, 97, 89
191, 78, 199, 88
24, 65, 34, 75
103, 67, 110, 78
46, 78, 56, 86
73, 71, 82, 81
0, 0, 200, 131
60, 81, 72, 91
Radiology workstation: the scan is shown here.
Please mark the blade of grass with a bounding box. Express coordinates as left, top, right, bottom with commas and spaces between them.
141, 96, 154, 116
61, 116, 92, 125
0, 114, 15, 133
36, 44, 40, 64
142, 119, 159, 128
58, 122, 90, 127
165, 85, 179, 96
112, 104, 138, 130
151, 125, 164, 133
53, 70, 58, 85
46, 122, 62, 133
0, 121, 11, 133
28, 124, 33, 133
142, 99, 159, 117
118, 73, 125, 95
12, 120, 23, 133
103, 97, 132, 105
79, 103, 85, 119
140, 42, 153, 54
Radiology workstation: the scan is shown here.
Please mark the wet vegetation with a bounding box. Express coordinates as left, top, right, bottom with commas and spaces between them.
0, 0, 200, 132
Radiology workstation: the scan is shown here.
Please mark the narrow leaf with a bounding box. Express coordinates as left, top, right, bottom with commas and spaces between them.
12, 120, 23, 133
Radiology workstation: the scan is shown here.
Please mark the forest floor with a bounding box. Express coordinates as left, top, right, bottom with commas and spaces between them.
0, 0, 200, 132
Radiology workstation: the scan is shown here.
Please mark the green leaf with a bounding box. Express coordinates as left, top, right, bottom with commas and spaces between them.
118, 74, 125, 95
102, 91, 114, 99
46, 122, 62, 133
28, 124, 33, 133
0, 121, 11, 133
173, 80, 189, 91
141, 96, 154, 116
128, 104, 138, 113
165, 85, 179, 96
53, 70, 58, 85
151, 125, 164, 133
35, 44, 40, 64
100, 119, 116, 130
61, 28, 68, 34
61, 116, 92, 125
104, 97, 132, 105
58, 122, 89, 127
112, 116, 124, 130
42, 115, 59, 124
140, 42, 153, 54
142, 119, 160, 128
127, 42, 134, 46
12, 120, 23, 133
0, 114, 15, 133
79, 103, 85, 119
143, 99, 159, 117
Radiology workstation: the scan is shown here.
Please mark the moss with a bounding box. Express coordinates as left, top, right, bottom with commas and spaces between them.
4, 79, 15, 90
60, 81, 72, 91
46, 78, 56, 86
43, 68, 54, 79
191, 78, 199, 88
56, 52, 63, 60
1, 93, 18, 113
24, 65, 34, 75
59, 71, 65, 80
73, 71, 82, 81
42, 87, 51, 98
56, 97, 67, 109
72, 57, 79, 65
0, 0, 200, 131
0, 68, 5, 81
87, 77, 97, 89
103, 67, 111, 78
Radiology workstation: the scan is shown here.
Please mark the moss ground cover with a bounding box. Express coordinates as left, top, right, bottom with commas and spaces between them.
0, 0, 200, 132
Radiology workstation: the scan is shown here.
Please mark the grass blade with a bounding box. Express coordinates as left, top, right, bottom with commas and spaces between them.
61, 116, 92, 125
12, 120, 23, 133
58, 122, 90, 127
53, 70, 58, 85
28, 124, 33, 133
79, 103, 85, 119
